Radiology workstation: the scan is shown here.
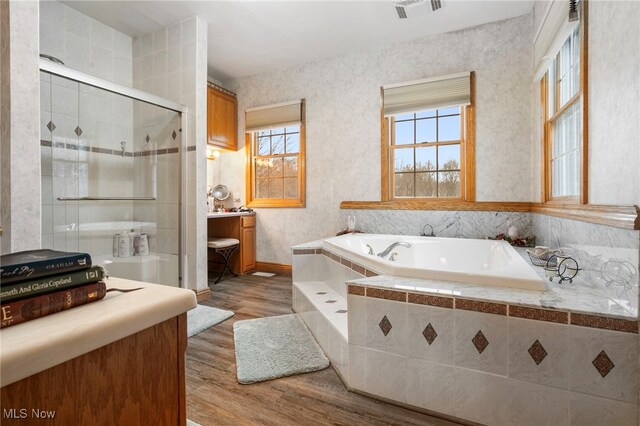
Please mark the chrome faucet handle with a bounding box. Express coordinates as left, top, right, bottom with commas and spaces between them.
365, 244, 374, 255
389, 252, 399, 262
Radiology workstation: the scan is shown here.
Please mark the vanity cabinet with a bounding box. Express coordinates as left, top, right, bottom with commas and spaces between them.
241, 215, 256, 273
207, 84, 237, 151
207, 213, 256, 275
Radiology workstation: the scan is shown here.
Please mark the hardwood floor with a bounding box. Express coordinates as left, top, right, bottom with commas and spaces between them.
185, 273, 459, 426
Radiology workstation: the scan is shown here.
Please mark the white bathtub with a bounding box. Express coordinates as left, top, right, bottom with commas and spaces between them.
324, 234, 545, 291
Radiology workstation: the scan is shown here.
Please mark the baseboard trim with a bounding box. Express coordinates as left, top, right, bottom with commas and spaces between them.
255, 261, 292, 276
194, 288, 211, 302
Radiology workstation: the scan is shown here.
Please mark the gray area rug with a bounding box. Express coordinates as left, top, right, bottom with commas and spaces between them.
233, 314, 330, 384
187, 304, 234, 337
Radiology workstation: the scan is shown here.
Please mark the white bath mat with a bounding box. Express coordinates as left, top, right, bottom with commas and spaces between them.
187, 304, 234, 337
233, 314, 330, 384
252, 272, 276, 277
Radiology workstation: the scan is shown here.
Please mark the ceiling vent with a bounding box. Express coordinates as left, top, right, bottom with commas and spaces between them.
394, 0, 443, 19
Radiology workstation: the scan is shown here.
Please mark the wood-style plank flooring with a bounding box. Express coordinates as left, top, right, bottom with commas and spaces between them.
186, 273, 459, 426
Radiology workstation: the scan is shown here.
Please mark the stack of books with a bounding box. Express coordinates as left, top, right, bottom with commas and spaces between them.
0, 249, 107, 328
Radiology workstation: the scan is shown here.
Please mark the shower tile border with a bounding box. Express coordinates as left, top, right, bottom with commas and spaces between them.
316, 247, 639, 334
41, 139, 180, 157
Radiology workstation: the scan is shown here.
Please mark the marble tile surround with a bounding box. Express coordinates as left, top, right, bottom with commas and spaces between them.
340, 209, 533, 240
338, 210, 640, 317
533, 213, 639, 318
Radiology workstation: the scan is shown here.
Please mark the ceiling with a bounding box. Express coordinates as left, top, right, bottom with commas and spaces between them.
61, 1, 533, 81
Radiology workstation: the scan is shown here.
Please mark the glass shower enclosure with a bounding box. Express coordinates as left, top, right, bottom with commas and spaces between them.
39, 60, 185, 287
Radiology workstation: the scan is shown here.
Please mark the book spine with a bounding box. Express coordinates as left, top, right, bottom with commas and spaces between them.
1, 253, 92, 285
0, 281, 107, 328
0, 266, 105, 303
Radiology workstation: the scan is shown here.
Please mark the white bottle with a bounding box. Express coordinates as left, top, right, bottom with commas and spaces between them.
136, 233, 150, 256
113, 234, 120, 257
118, 230, 131, 257
129, 229, 137, 255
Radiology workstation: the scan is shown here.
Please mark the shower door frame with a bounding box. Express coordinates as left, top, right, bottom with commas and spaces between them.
39, 59, 188, 288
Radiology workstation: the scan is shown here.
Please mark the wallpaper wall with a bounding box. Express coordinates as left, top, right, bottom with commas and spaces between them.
214, 14, 534, 265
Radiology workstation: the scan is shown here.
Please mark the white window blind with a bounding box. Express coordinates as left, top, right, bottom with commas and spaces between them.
245, 100, 302, 132
533, 0, 579, 81
383, 72, 471, 117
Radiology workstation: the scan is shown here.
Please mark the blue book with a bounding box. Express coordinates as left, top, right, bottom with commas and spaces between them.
0, 249, 92, 286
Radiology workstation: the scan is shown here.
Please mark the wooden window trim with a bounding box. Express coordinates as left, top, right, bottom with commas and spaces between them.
541, 0, 588, 205
245, 101, 306, 208
381, 71, 475, 202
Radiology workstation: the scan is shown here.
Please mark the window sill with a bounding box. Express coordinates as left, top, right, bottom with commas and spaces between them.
247, 199, 305, 208
530, 203, 640, 230
340, 200, 640, 230
340, 200, 530, 212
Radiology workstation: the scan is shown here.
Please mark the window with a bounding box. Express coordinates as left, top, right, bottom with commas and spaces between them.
540, 1, 587, 203
246, 100, 305, 208
391, 108, 464, 198
382, 72, 475, 201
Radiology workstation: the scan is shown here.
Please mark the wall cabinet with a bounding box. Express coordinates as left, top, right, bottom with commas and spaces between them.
207, 85, 237, 151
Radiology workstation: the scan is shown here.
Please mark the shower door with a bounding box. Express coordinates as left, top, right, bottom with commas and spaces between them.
40, 70, 182, 287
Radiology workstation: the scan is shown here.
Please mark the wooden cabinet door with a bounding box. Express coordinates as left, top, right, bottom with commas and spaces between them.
207, 86, 237, 151
241, 226, 256, 273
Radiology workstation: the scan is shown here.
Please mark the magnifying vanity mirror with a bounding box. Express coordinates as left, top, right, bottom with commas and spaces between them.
212, 184, 230, 212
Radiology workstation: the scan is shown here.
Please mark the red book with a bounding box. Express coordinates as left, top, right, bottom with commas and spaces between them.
0, 281, 107, 328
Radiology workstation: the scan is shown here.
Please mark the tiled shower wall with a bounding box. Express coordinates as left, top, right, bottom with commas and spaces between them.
40, 1, 132, 86
132, 17, 209, 290
39, 1, 135, 255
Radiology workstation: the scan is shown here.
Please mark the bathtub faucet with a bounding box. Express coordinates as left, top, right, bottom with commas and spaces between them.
377, 242, 412, 258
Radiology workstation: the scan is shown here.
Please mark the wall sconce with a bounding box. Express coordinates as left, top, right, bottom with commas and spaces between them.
206, 147, 221, 160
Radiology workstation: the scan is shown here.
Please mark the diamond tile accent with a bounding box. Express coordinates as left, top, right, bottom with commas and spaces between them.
74, 126, 83, 137
422, 323, 438, 345
379, 315, 392, 336
528, 339, 548, 365
145, 134, 150, 143
172, 130, 177, 140
325, 300, 337, 304
336, 310, 347, 314
592, 350, 615, 378
316, 292, 327, 295
46, 121, 56, 132
472, 330, 489, 354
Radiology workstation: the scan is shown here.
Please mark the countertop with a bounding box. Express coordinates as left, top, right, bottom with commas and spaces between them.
207, 211, 256, 218
0, 277, 196, 387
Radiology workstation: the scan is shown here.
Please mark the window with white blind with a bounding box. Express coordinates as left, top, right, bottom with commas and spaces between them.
381, 72, 475, 201
245, 100, 306, 208
540, 0, 587, 202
